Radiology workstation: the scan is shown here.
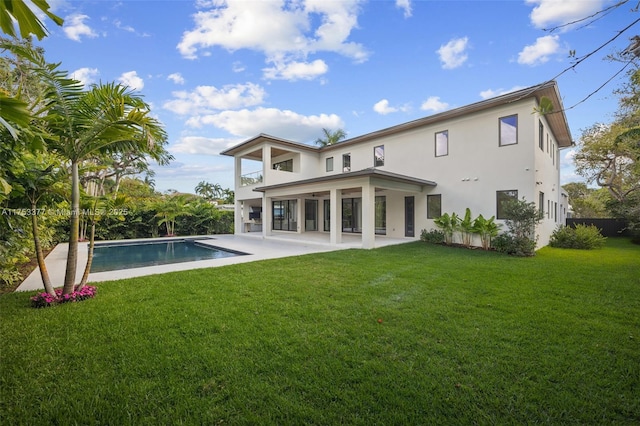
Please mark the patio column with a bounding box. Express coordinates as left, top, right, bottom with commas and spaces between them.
262, 195, 270, 238
329, 188, 341, 245
234, 199, 243, 235
361, 181, 375, 249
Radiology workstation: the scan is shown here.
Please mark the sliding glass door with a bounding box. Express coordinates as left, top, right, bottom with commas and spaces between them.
272, 200, 297, 231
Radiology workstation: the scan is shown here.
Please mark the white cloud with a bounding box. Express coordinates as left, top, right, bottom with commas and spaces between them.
167, 73, 186, 85
420, 96, 449, 112
170, 136, 240, 156
373, 99, 410, 115
479, 86, 527, 99
518, 35, 560, 66
163, 83, 266, 115
63, 13, 98, 42
396, 0, 412, 18
187, 107, 344, 143
526, 0, 603, 30
118, 71, 144, 91
373, 99, 397, 115
263, 59, 329, 80
177, 0, 367, 80
70, 67, 99, 88
437, 37, 469, 69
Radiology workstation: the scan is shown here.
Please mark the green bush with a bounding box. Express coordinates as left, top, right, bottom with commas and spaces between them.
492, 233, 537, 257
420, 229, 444, 244
549, 224, 606, 249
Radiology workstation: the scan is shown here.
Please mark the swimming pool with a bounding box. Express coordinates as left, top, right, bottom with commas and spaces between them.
90, 239, 247, 273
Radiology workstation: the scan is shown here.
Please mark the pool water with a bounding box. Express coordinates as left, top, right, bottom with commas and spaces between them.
90, 239, 246, 273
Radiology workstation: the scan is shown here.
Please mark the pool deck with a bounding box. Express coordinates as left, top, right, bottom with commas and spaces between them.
16, 233, 411, 292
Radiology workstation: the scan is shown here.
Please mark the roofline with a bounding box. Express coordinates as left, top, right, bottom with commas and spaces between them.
252, 168, 437, 192
220, 81, 573, 156
220, 133, 319, 157
325, 81, 572, 149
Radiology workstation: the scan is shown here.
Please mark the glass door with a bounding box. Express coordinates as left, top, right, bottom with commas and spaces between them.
405, 196, 415, 237
305, 199, 318, 231
342, 198, 362, 233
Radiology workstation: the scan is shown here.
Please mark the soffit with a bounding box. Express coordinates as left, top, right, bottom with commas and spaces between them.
253, 168, 437, 193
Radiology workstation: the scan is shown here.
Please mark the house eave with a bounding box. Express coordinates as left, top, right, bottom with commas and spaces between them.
252, 168, 437, 193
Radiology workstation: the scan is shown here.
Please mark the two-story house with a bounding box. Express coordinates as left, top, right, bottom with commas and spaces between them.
221, 81, 573, 249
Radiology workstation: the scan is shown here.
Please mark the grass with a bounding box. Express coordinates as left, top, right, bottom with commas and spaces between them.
1, 238, 639, 424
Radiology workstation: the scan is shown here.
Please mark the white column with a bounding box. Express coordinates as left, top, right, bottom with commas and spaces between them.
330, 188, 341, 245
234, 200, 243, 235
262, 195, 270, 238
361, 182, 375, 249
262, 145, 271, 184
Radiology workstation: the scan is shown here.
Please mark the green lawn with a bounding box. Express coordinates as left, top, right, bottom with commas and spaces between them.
1, 239, 639, 424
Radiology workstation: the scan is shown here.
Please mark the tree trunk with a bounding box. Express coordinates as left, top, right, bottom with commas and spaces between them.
113, 173, 121, 199
31, 202, 55, 296
63, 160, 80, 295
77, 221, 95, 290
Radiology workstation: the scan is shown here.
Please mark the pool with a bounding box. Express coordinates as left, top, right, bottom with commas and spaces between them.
90, 239, 247, 273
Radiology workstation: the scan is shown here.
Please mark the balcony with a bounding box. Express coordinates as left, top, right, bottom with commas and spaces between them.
240, 170, 263, 187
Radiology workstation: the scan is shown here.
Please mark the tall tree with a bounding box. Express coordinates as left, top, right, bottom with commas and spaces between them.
314, 128, 346, 147
5, 154, 66, 295
45, 83, 169, 295
7, 39, 170, 294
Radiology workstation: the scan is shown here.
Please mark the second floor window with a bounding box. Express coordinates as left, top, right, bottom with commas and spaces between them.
538, 120, 544, 151
435, 130, 448, 157
343, 153, 351, 172
499, 115, 518, 146
374, 145, 384, 167
326, 157, 333, 172
273, 159, 293, 172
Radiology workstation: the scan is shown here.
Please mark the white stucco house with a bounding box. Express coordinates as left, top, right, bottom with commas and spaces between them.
221, 81, 573, 249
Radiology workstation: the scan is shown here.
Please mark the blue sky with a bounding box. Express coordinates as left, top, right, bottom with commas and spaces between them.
34, 0, 638, 193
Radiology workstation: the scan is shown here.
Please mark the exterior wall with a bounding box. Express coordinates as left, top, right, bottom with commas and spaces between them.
534, 114, 563, 246
230, 95, 567, 248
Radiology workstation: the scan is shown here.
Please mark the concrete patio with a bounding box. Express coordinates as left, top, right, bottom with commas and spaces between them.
16, 233, 412, 292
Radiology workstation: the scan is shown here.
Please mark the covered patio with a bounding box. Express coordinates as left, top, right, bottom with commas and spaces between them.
234, 168, 437, 249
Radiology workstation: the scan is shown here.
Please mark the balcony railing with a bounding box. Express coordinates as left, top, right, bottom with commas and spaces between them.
240, 170, 263, 187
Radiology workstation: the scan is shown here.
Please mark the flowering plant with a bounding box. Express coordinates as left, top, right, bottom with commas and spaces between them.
30, 286, 97, 308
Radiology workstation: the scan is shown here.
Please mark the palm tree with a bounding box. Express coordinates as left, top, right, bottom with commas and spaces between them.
0, 0, 63, 138
195, 181, 215, 200
314, 128, 347, 147
10, 42, 171, 295
46, 83, 169, 295
154, 194, 191, 236
6, 154, 66, 296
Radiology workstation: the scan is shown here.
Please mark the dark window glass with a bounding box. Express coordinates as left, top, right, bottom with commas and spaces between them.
343, 154, 351, 172
273, 159, 293, 172
496, 190, 518, 219
427, 194, 442, 219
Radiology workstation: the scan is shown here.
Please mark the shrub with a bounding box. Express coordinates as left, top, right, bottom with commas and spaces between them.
420, 229, 444, 244
31, 285, 97, 308
492, 233, 537, 257
495, 198, 542, 257
433, 213, 458, 245
549, 225, 606, 249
